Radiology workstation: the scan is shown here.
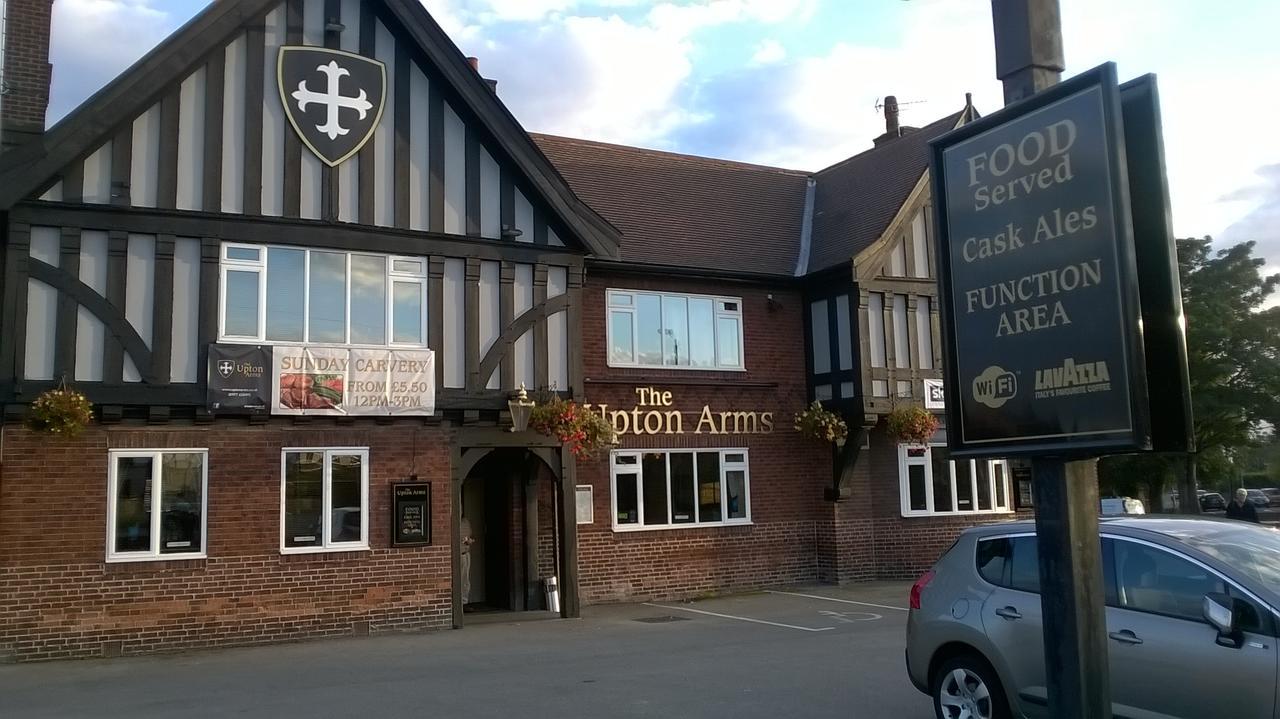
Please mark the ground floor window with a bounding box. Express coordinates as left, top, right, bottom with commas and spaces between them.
108, 450, 208, 561
899, 444, 1012, 517
611, 449, 750, 530
281, 448, 369, 552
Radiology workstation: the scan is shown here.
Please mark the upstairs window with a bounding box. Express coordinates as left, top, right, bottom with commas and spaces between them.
220, 244, 427, 347
607, 290, 744, 370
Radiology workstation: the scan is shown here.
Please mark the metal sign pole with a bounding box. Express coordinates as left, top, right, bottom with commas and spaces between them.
992, 1, 1113, 717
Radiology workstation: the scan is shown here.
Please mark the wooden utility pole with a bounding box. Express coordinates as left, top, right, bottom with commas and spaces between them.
990, 1, 1113, 717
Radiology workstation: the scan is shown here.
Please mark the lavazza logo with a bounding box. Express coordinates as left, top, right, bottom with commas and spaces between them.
1034, 358, 1112, 399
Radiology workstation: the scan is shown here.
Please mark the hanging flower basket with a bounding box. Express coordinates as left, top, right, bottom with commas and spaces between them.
25, 386, 93, 437
529, 396, 618, 459
793, 401, 848, 445
886, 405, 940, 445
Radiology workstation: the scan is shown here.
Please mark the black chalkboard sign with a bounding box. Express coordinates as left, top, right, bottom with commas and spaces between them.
391, 482, 431, 547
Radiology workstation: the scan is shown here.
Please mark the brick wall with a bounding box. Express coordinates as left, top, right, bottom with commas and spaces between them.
0, 422, 454, 662
2, 0, 54, 138
575, 272, 830, 602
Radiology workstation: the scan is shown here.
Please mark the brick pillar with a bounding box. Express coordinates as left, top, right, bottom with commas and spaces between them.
817, 434, 877, 584
2, 0, 55, 148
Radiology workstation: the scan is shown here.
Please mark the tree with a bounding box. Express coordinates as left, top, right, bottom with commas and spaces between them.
1100, 238, 1280, 510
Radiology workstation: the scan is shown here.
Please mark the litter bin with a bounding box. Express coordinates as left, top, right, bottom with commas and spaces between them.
544, 576, 560, 613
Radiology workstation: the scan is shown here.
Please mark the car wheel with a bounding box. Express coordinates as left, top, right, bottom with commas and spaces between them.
931, 654, 1010, 719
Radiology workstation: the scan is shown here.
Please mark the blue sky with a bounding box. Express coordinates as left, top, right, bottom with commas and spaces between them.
45, 1, 1280, 284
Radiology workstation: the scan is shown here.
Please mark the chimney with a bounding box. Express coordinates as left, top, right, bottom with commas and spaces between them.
1, 0, 55, 150
884, 94, 899, 137
465, 55, 498, 94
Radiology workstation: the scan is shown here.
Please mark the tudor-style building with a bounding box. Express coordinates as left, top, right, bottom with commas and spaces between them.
0, 0, 1026, 662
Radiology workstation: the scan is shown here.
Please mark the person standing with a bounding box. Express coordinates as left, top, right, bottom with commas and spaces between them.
1225, 488, 1260, 523
459, 516, 476, 604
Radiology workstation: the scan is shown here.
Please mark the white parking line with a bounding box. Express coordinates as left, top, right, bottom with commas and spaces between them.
764, 590, 909, 612
643, 603, 835, 632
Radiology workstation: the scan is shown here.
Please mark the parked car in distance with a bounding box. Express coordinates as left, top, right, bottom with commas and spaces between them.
906, 517, 1280, 719
1246, 489, 1271, 508
1199, 492, 1227, 512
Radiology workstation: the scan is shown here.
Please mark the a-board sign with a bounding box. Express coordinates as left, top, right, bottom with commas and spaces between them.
930, 63, 1151, 457
391, 482, 431, 547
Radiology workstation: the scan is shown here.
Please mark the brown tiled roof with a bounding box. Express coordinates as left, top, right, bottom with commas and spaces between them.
807, 111, 964, 273
532, 134, 811, 277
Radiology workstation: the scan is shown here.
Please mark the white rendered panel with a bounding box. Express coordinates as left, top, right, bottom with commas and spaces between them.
260, 5, 286, 217
222, 33, 247, 214
912, 210, 930, 278
514, 263, 534, 388
868, 292, 886, 368
810, 300, 830, 375
514, 188, 534, 244
25, 228, 60, 380
82, 142, 112, 204
171, 238, 202, 383
479, 261, 500, 389
892, 294, 910, 370
373, 20, 396, 227
39, 181, 63, 202
123, 235, 156, 383
548, 228, 564, 247
547, 266, 568, 391
443, 258, 465, 388
298, 0, 325, 219
337, 0, 360, 222
916, 296, 934, 370
836, 294, 853, 371
176, 68, 206, 211
130, 104, 162, 208
480, 147, 500, 239
443, 102, 466, 235
75, 231, 109, 382
408, 65, 430, 231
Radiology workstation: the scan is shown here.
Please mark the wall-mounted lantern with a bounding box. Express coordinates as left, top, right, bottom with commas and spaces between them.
509, 385, 535, 433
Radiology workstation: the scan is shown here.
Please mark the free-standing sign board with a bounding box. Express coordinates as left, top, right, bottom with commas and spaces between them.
392, 482, 431, 547
930, 63, 1151, 458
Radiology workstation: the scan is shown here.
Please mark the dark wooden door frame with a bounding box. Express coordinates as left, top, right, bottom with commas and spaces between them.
449, 428, 579, 628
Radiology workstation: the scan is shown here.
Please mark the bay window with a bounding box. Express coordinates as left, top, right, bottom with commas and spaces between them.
281, 448, 369, 552
899, 444, 1012, 517
612, 449, 750, 530
108, 450, 207, 562
220, 243, 426, 347
607, 290, 744, 370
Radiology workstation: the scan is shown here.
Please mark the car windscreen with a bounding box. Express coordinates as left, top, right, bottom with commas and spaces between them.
1171, 524, 1280, 595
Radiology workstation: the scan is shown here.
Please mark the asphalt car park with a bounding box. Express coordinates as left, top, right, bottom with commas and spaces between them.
0, 582, 930, 719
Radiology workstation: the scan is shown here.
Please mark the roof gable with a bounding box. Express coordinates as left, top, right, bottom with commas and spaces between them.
0, 0, 619, 258
807, 111, 965, 273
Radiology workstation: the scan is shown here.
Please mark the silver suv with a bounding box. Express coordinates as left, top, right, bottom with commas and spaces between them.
906, 517, 1280, 718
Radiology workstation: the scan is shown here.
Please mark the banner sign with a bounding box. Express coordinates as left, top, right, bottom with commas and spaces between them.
271, 347, 436, 416
930, 63, 1150, 457
208, 344, 272, 413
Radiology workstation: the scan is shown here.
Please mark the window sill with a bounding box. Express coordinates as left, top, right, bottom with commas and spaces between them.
106, 553, 207, 564
611, 521, 753, 533
900, 510, 1015, 519
605, 362, 748, 373
280, 544, 370, 555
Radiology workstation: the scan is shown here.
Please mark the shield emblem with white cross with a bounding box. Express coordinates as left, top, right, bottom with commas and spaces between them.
278, 46, 387, 167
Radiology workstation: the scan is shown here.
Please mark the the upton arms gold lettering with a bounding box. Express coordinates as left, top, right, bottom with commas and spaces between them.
583, 389, 776, 436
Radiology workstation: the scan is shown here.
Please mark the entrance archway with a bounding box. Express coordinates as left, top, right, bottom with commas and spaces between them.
450, 430, 580, 627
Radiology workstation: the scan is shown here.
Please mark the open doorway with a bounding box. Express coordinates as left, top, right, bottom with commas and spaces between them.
459, 448, 559, 615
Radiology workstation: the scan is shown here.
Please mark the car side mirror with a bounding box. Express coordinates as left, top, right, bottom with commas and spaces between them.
1203, 593, 1246, 648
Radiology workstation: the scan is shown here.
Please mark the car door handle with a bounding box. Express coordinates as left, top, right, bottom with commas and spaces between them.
1109, 630, 1144, 645
995, 607, 1023, 620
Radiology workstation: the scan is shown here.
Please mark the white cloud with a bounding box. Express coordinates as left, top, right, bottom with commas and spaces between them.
751, 39, 786, 65
47, 0, 176, 123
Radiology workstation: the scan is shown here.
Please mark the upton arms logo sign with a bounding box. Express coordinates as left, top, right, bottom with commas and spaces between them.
584, 387, 775, 436
278, 46, 387, 167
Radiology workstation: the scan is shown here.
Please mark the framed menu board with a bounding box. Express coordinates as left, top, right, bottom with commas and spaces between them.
391, 482, 431, 547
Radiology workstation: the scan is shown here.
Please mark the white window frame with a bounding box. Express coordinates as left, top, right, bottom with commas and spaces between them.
219, 243, 428, 349
898, 443, 1013, 518
610, 449, 752, 531
606, 289, 746, 371
106, 449, 209, 563
279, 447, 370, 554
